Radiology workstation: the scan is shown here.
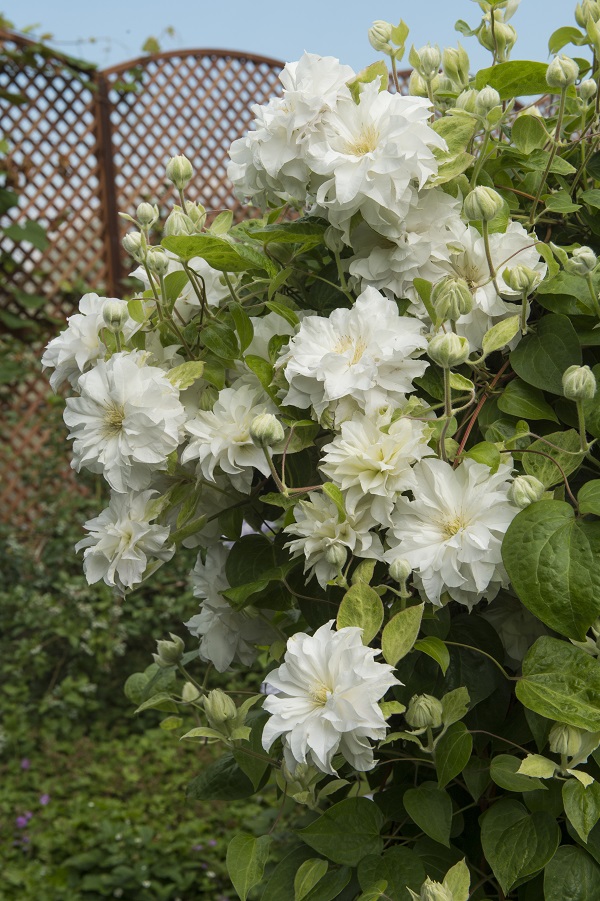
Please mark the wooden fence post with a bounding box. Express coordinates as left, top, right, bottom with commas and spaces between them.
93, 71, 123, 298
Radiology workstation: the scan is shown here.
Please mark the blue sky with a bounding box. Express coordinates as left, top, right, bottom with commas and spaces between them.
5, 0, 584, 74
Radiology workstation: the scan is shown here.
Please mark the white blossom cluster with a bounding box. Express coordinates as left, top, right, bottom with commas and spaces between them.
42, 47, 549, 776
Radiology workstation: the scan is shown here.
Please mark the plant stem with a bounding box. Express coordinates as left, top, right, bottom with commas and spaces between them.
439, 367, 452, 463
529, 87, 566, 225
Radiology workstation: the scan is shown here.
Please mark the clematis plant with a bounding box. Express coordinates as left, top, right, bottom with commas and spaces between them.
44, 1, 600, 897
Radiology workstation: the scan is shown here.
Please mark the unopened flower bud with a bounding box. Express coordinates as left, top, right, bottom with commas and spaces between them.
368, 20, 394, 54
562, 364, 597, 401
204, 688, 237, 728
415, 44, 442, 79
249, 412, 285, 448
575, 0, 600, 27
146, 247, 170, 276
122, 231, 146, 262
579, 79, 598, 101
408, 70, 430, 98
480, 19, 517, 62
549, 722, 585, 757
502, 264, 541, 295
442, 44, 470, 89
476, 86, 501, 117
184, 200, 207, 228
324, 543, 347, 570
428, 332, 470, 368
102, 299, 128, 333
182, 681, 201, 703
565, 245, 597, 276
136, 202, 159, 228
324, 226, 345, 254
419, 878, 454, 901
463, 186, 504, 222
406, 694, 443, 729
164, 210, 195, 237
389, 557, 412, 584
432, 275, 473, 321
508, 475, 545, 508
166, 153, 193, 190
546, 55, 579, 89
455, 88, 479, 113
153, 633, 185, 668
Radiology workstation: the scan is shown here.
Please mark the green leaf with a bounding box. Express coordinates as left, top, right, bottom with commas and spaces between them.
357, 847, 426, 901
449, 371, 474, 393
4, 219, 49, 250
301, 868, 352, 901
403, 783, 453, 847
261, 848, 315, 901
234, 713, 271, 790
502, 501, 600, 639
381, 603, 424, 665
321, 482, 346, 523
201, 321, 240, 360
127, 297, 146, 323
490, 754, 547, 793
163, 269, 189, 302
297, 798, 384, 866
475, 60, 560, 99
517, 637, 600, 731
464, 441, 501, 473
518, 754, 557, 779
209, 210, 233, 235
435, 722, 473, 789
265, 298, 300, 328
522, 429, 585, 488
580, 188, 600, 210
167, 360, 205, 389
497, 378, 559, 422
337, 583, 384, 645
544, 191, 582, 214
441, 687, 470, 727
579, 481, 600, 517
230, 303, 254, 352
348, 61, 389, 102
511, 114, 549, 154
481, 800, 560, 894
226, 833, 271, 901
536, 271, 596, 317
246, 220, 325, 247
162, 235, 251, 271
245, 354, 275, 392
563, 779, 600, 843
413, 277, 438, 324
510, 313, 582, 395
432, 115, 477, 157
187, 753, 255, 801
463, 758, 490, 801
414, 636, 450, 675
544, 845, 600, 901
481, 315, 520, 357
294, 859, 328, 900
548, 26, 586, 54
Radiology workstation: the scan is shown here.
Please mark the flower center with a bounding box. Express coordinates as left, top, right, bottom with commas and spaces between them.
333, 334, 367, 364
345, 125, 379, 156
102, 403, 125, 437
309, 683, 331, 706
442, 515, 467, 538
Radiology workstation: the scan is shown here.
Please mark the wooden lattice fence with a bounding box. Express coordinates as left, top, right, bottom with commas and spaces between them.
0, 32, 413, 525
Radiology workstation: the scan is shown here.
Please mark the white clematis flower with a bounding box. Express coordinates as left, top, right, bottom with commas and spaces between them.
280, 287, 428, 419
185, 545, 274, 672
386, 458, 518, 608
75, 489, 174, 592
63, 351, 186, 493
262, 621, 400, 774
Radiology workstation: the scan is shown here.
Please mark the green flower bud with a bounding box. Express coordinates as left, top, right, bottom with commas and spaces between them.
420, 878, 454, 901
415, 44, 442, 79
184, 200, 207, 229
579, 79, 597, 101
508, 475, 546, 508
204, 688, 237, 728
476, 85, 501, 116
389, 557, 412, 584
163, 209, 195, 237
431, 275, 473, 321
368, 20, 394, 55
428, 332, 470, 369
249, 412, 285, 448
463, 186, 504, 222
564, 245, 597, 276
102, 300, 128, 333
549, 722, 585, 757
165, 153, 193, 190
408, 70, 430, 98
122, 231, 147, 262
479, 19, 517, 62
181, 681, 201, 703
146, 247, 170, 277
324, 225, 345, 254
575, 0, 600, 27
153, 633, 185, 668
324, 543, 347, 570
406, 694, 443, 729
546, 55, 579, 89
562, 364, 597, 401
136, 202, 159, 228
455, 88, 479, 114
442, 44, 470, 89
502, 264, 541, 294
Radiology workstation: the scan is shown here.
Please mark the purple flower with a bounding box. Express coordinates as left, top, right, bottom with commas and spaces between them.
20, 759, 31, 771
39, 794, 50, 806
208, 839, 217, 847
192, 844, 204, 851
15, 812, 33, 829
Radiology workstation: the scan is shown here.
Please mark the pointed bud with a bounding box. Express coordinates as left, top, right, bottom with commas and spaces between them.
442, 44, 470, 89
406, 694, 443, 729
102, 300, 128, 333
153, 633, 185, 668
575, 0, 600, 27
428, 332, 470, 369
463, 186, 504, 222
249, 412, 285, 448
136, 202, 159, 228
562, 365, 597, 401
325, 543, 347, 570
420, 878, 454, 901
368, 20, 394, 54
414, 44, 442, 79
164, 209, 195, 237
203, 689, 237, 728
502, 264, 541, 295
431, 276, 473, 321
324, 225, 345, 254
475, 86, 501, 117
579, 78, 597, 101
508, 475, 546, 508
122, 231, 147, 262
546, 55, 579, 89
146, 247, 170, 276
564, 245, 597, 276
165, 153, 194, 190
182, 681, 201, 703
479, 19, 517, 62
389, 557, 412, 584
408, 70, 430, 98
549, 722, 585, 757
184, 200, 207, 229
455, 88, 479, 113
